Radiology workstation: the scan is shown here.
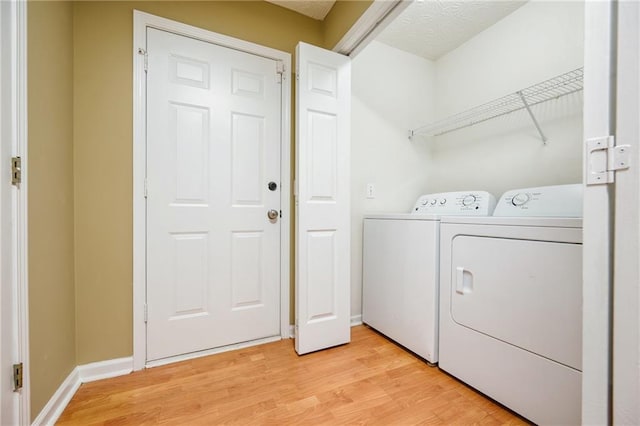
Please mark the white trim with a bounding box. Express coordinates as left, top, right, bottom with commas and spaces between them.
613, 1, 640, 423
30, 368, 80, 426
77, 357, 133, 383
16, 0, 29, 421
332, 0, 410, 57
350, 314, 363, 327
32, 357, 134, 426
289, 324, 295, 339
1, 0, 29, 423
132, 11, 292, 371
582, 1, 615, 424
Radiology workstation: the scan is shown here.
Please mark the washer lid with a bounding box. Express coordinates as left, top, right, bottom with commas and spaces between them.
363, 213, 441, 221
440, 215, 583, 228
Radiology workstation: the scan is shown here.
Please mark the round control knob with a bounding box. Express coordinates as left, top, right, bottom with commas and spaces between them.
430, 199, 437, 205
439, 198, 447, 205
421, 199, 428, 206
511, 193, 530, 206
462, 194, 476, 207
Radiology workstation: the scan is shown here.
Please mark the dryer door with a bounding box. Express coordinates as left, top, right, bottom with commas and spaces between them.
450, 235, 582, 370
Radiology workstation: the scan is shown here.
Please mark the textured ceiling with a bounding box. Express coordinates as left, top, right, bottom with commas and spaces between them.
265, 0, 337, 20
376, 0, 527, 60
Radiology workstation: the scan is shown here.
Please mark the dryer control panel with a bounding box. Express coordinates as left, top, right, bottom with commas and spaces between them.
493, 184, 583, 217
411, 191, 497, 215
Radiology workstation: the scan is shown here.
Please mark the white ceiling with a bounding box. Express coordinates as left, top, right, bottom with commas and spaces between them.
376, 0, 527, 60
265, 0, 337, 20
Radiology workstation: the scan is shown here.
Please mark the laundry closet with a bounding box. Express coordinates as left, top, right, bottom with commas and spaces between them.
352, 0, 584, 320
352, 1, 585, 424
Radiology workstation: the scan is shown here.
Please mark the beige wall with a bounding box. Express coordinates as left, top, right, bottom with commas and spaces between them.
28, 1, 76, 420
323, 0, 373, 48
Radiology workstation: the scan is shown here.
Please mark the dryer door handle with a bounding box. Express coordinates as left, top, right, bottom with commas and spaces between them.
456, 266, 473, 295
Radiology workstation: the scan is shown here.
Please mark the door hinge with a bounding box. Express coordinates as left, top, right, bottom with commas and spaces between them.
276, 61, 285, 83
11, 156, 21, 185
138, 48, 148, 72
144, 304, 148, 323
13, 363, 23, 392
586, 136, 631, 185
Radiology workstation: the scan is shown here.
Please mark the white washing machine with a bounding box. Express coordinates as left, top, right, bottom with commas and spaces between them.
362, 191, 496, 364
438, 184, 583, 425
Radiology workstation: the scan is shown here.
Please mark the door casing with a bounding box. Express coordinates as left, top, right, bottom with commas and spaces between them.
582, 1, 615, 423
132, 11, 291, 371
0, 0, 29, 422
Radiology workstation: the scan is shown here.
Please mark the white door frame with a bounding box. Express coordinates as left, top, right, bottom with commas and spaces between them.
132, 11, 291, 371
332, 0, 408, 56
613, 0, 640, 423
582, 1, 616, 423
0, 0, 29, 423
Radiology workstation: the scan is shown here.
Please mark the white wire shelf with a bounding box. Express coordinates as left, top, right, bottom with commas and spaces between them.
409, 67, 584, 143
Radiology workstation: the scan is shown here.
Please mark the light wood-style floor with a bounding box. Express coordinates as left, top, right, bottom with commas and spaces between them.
57, 326, 528, 425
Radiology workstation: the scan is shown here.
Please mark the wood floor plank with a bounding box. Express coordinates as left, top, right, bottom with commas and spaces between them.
57, 326, 528, 425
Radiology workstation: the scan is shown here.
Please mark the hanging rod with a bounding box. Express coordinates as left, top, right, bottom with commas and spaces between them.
408, 67, 583, 142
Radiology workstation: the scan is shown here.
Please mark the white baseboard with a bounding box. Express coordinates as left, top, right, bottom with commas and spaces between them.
32, 357, 133, 425
31, 368, 81, 426
351, 314, 363, 326
78, 357, 133, 383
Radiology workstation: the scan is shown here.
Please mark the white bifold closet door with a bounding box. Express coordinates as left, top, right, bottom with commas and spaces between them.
295, 42, 351, 355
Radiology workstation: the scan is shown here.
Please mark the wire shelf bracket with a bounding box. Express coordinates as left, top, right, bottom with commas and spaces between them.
409, 67, 584, 143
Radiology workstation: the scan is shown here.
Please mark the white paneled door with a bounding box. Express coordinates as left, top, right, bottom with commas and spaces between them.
295, 42, 351, 355
146, 28, 282, 361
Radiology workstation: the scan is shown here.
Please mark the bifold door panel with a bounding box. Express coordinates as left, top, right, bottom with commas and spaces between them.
450, 236, 582, 370
295, 42, 351, 355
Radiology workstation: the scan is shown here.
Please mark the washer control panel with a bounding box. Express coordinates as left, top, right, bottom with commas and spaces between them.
493, 184, 583, 217
411, 191, 497, 215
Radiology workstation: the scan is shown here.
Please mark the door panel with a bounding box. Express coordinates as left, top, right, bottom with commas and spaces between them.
230, 231, 264, 309
231, 113, 264, 205
146, 28, 281, 361
170, 232, 209, 317
451, 236, 582, 370
306, 230, 337, 322
295, 42, 351, 355
308, 111, 337, 200
171, 103, 209, 203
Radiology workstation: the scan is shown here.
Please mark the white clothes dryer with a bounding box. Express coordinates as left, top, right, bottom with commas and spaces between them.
362, 191, 496, 364
438, 184, 583, 425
